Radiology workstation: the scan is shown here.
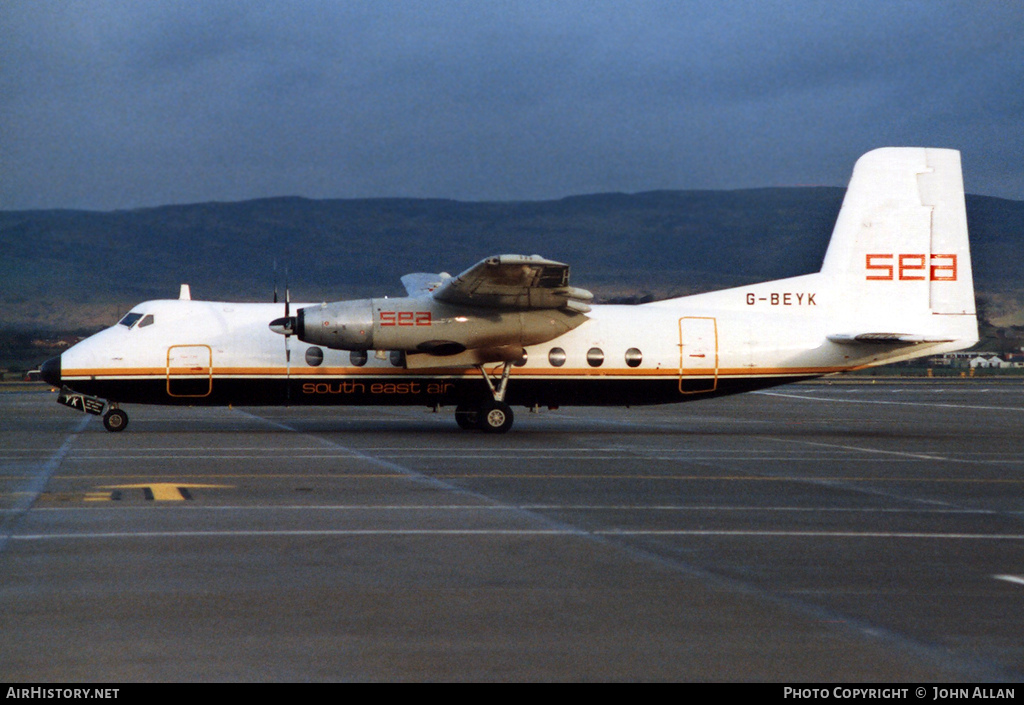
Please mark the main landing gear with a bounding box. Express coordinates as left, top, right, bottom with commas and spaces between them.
455, 362, 515, 433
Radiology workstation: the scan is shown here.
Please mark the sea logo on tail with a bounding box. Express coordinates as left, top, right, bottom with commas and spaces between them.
864, 253, 958, 281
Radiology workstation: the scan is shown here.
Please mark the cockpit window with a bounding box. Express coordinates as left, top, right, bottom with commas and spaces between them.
138, 314, 155, 328
118, 312, 144, 328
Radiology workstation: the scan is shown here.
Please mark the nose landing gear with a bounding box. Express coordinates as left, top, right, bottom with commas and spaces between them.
56, 386, 128, 432
102, 406, 129, 433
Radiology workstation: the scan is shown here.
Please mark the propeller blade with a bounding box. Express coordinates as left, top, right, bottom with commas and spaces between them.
273, 259, 280, 303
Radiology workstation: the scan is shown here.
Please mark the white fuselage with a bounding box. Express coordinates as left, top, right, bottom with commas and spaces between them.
53, 270, 974, 410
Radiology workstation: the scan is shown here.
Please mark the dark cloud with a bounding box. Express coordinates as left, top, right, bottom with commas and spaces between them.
2, 0, 1023, 210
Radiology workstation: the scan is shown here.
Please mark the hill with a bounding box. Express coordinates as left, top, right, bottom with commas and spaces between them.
1, 188, 1022, 369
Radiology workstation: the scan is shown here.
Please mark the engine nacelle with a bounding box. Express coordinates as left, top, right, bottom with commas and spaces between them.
294, 297, 586, 355
296, 299, 375, 349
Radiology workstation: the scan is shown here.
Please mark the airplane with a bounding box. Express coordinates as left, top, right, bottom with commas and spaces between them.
40, 147, 978, 434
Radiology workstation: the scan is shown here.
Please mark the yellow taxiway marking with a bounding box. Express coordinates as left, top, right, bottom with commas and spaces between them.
100, 483, 232, 501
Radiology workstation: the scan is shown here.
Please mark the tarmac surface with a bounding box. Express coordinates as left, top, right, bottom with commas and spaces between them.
2, 381, 1023, 681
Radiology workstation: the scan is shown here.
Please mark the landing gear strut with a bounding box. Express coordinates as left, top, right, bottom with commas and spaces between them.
455, 361, 515, 433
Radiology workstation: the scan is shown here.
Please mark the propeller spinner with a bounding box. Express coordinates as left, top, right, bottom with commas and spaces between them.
269, 275, 296, 337
269, 315, 296, 336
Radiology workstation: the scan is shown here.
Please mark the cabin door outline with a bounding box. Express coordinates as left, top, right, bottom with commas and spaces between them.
167, 344, 213, 398
678, 317, 718, 394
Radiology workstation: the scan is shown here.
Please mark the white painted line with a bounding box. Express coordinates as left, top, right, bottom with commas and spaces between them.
10, 529, 575, 540
25, 503, 1001, 515
756, 390, 1024, 413
769, 437, 948, 462
993, 574, 1024, 587
10, 529, 1024, 541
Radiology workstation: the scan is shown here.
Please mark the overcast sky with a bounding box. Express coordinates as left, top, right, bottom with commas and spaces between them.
2, 0, 1022, 211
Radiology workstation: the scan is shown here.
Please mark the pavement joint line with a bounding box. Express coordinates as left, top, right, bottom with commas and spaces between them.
0, 415, 90, 554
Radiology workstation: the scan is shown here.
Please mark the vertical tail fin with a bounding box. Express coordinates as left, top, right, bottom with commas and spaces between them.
822, 147, 977, 347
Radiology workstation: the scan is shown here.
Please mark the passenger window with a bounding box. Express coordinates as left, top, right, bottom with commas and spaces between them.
587, 348, 604, 367
349, 350, 367, 367
548, 348, 566, 367
625, 348, 642, 367
138, 314, 155, 328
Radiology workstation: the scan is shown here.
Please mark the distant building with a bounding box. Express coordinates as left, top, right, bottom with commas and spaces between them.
968, 355, 1022, 369
929, 352, 1024, 369
929, 352, 976, 367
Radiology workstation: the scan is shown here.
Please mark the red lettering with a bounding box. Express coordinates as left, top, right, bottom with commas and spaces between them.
380, 311, 432, 326
898, 254, 926, 280
931, 253, 958, 281
866, 254, 894, 280
866, 253, 959, 282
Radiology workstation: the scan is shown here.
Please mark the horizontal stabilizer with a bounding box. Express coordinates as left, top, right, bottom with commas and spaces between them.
401, 272, 451, 297
827, 333, 956, 345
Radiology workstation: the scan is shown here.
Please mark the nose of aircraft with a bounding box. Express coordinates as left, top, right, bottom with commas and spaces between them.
40, 356, 61, 387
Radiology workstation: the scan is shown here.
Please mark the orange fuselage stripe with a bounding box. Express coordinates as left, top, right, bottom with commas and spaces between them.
62, 365, 845, 379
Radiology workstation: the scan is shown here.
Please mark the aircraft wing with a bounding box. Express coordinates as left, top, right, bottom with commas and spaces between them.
429, 255, 593, 312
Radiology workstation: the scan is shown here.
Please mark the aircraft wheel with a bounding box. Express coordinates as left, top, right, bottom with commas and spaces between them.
103, 408, 129, 433
454, 404, 479, 431
478, 400, 514, 434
